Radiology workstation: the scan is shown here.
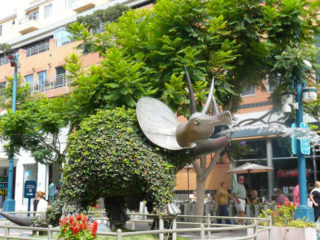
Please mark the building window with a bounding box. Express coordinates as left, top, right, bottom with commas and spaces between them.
242, 85, 256, 96
25, 39, 49, 57
65, 0, 73, 9
0, 82, 6, 88
92, 22, 106, 34
54, 28, 71, 47
37, 70, 47, 92
266, 74, 279, 92
55, 66, 66, 88
44, 4, 52, 18
0, 54, 9, 66
25, 74, 34, 90
28, 11, 39, 21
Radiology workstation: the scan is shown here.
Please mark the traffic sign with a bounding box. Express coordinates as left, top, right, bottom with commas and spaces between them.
300, 122, 310, 155
24, 180, 37, 198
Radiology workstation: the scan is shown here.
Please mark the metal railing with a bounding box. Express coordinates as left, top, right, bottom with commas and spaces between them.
29, 75, 71, 93
0, 211, 272, 240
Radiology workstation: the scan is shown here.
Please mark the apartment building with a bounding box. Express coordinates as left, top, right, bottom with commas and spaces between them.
0, 0, 154, 211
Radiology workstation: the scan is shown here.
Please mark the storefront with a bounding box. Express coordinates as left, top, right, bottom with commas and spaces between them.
230, 135, 320, 202
0, 149, 16, 209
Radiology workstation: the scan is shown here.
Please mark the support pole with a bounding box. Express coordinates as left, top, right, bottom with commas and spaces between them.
266, 139, 274, 202
3, 53, 18, 212
294, 79, 314, 221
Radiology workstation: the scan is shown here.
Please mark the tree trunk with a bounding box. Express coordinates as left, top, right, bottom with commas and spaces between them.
192, 152, 221, 223
195, 170, 206, 222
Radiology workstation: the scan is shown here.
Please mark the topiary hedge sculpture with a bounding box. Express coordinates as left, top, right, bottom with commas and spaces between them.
47, 107, 191, 227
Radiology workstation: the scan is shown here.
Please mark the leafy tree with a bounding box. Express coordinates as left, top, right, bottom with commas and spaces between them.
0, 77, 70, 164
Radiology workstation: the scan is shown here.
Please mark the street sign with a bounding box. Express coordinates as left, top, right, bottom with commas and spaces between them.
300, 122, 310, 155
24, 180, 37, 199
291, 123, 297, 155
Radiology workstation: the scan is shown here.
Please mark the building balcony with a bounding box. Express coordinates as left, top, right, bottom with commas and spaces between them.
73, 0, 95, 13
18, 18, 40, 35
31, 74, 70, 94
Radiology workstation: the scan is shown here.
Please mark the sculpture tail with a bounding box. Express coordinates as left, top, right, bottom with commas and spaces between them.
0, 212, 33, 226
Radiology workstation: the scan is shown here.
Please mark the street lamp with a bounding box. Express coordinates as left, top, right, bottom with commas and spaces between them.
294, 60, 314, 221
185, 164, 193, 196
3, 53, 18, 212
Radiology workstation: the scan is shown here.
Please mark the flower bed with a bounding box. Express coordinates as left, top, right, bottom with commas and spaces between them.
248, 202, 317, 240
58, 214, 98, 239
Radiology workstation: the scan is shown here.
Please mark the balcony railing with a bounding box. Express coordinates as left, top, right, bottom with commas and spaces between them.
17, 16, 40, 34
28, 74, 71, 93
73, 0, 95, 13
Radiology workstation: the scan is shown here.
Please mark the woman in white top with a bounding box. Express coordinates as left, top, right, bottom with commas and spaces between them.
35, 191, 48, 217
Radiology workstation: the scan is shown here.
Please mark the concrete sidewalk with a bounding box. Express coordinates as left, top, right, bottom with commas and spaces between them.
126, 221, 248, 240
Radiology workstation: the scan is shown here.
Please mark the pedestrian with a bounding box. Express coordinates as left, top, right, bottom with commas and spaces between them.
49, 181, 57, 205
35, 191, 48, 217
232, 176, 248, 224
214, 181, 232, 224
249, 190, 259, 204
275, 189, 289, 205
33, 198, 39, 217
293, 184, 300, 206
310, 181, 320, 222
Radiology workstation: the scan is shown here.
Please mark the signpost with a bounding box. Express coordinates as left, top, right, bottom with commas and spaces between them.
24, 180, 37, 217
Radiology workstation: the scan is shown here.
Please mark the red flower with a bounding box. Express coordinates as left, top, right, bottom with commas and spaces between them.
79, 223, 84, 231
92, 221, 98, 234
277, 204, 281, 209
90, 202, 93, 206
69, 215, 74, 223
76, 214, 82, 221
93, 205, 98, 209
73, 226, 79, 234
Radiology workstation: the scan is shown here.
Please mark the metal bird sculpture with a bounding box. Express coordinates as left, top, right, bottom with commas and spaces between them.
136, 67, 231, 156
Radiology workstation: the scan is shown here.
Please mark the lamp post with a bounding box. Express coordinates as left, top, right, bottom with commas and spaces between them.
185, 164, 193, 200
3, 53, 18, 212
294, 75, 314, 221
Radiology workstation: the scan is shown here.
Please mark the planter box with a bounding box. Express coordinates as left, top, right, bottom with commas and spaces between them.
247, 226, 317, 240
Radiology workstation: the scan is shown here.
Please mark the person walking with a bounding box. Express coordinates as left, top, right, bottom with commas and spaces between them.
232, 176, 248, 224
214, 181, 232, 224
310, 181, 320, 222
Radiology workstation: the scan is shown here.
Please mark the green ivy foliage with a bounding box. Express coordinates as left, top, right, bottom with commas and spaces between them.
46, 107, 191, 224
68, 4, 129, 31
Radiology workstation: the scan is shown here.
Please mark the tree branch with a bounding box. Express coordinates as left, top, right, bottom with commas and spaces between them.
192, 159, 203, 176
204, 150, 221, 178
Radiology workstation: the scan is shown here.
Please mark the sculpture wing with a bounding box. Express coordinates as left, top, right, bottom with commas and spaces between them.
136, 97, 183, 150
